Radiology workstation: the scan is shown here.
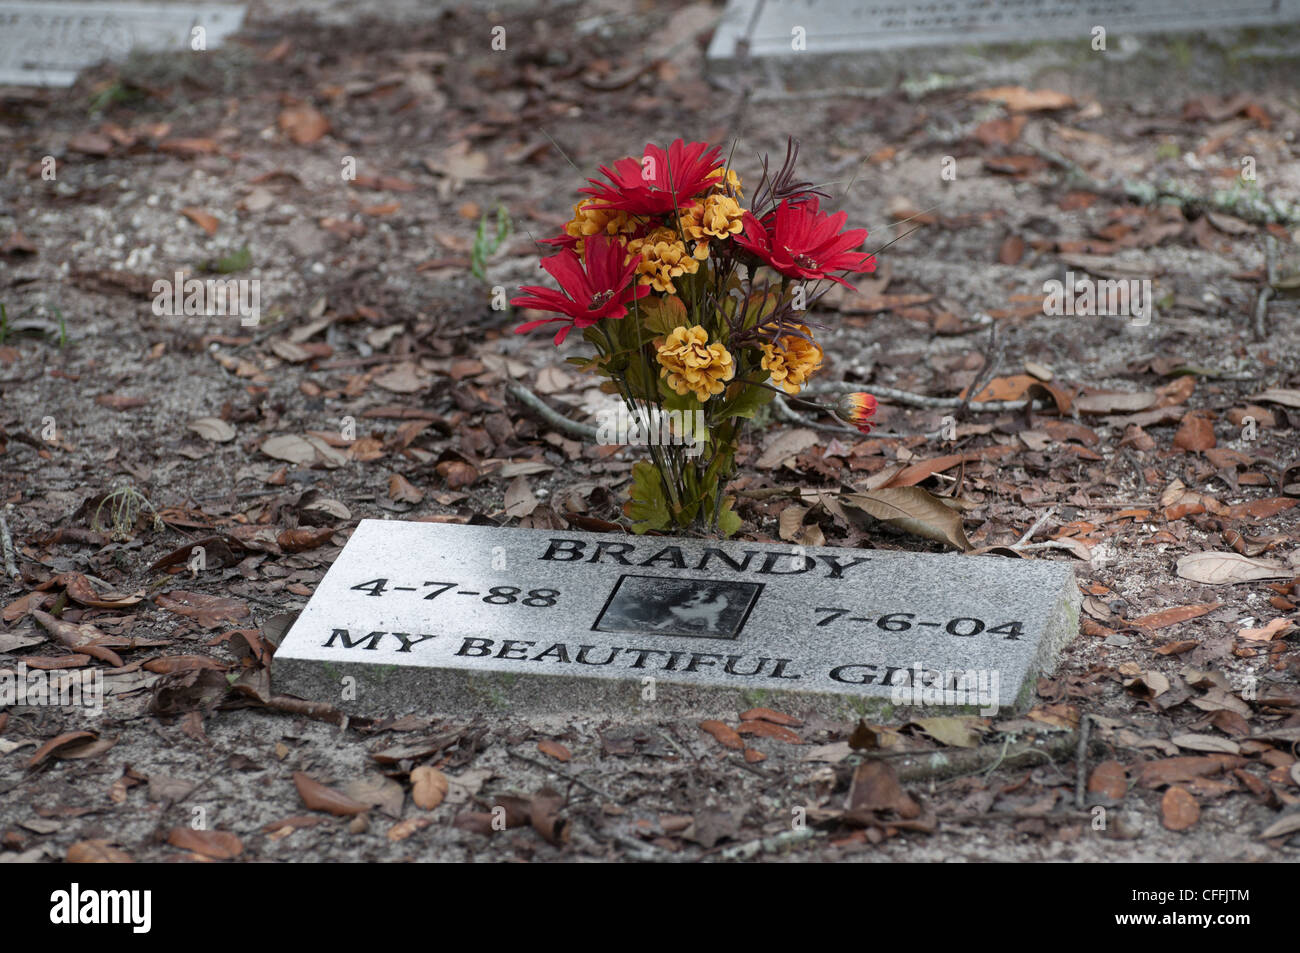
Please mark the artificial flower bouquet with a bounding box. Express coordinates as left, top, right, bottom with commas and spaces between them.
513, 138, 879, 536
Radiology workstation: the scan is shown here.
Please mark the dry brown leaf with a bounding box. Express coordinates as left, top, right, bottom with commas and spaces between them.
1175, 552, 1291, 585
179, 207, 219, 235
276, 527, 335, 553
1238, 618, 1293, 641
1225, 498, 1297, 519
504, 476, 539, 519
1128, 603, 1221, 630
1026, 703, 1079, 730
1259, 812, 1300, 839
966, 375, 1037, 402
537, 739, 572, 762
909, 715, 983, 748
167, 827, 243, 859
155, 591, 250, 629
881, 446, 1013, 488
699, 720, 743, 750
1076, 391, 1158, 414
410, 765, 449, 810
94, 394, 147, 411
1170, 734, 1241, 755
1248, 388, 1300, 408
737, 720, 803, 744
66, 840, 132, 863
143, 655, 227, 674
189, 417, 236, 442
971, 85, 1075, 111
158, 137, 218, 156
1173, 411, 1216, 451
756, 428, 819, 469
738, 707, 803, 727
529, 788, 569, 846
839, 487, 972, 551
387, 817, 431, 842
27, 731, 97, 770
847, 760, 921, 818
260, 434, 319, 466
388, 474, 424, 504
1124, 670, 1170, 699
436, 460, 478, 489
1136, 755, 1243, 788
1161, 786, 1200, 831
62, 573, 143, 609
1088, 760, 1128, 800
293, 771, 369, 816
278, 105, 330, 145
998, 234, 1026, 265
30, 610, 123, 666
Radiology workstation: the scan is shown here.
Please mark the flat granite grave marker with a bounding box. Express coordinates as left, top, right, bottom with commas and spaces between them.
272, 521, 1081, 716
708, 0, 1300, 60
0, 1, 245, 87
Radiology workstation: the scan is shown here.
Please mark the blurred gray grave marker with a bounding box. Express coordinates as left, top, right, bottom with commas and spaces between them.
709, 0, 1300, 60
0, 1, 245, 86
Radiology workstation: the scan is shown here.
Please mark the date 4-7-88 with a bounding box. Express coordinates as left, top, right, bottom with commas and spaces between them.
349, 579, 559, 606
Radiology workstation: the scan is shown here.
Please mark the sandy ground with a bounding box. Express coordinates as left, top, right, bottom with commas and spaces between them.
0, 0, 1298, 862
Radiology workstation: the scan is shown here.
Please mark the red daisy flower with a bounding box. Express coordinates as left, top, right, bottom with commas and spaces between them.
735, 200, 876, 288
580, 139, 724, 216
511, 235, 651, 345
835, 392, 878, 434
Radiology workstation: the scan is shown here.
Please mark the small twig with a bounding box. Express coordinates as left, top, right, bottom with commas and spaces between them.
944, 810, 1096, 824
506, 381, 599, 441
716, 827, 818, 860
957, 322, 1002, 418
751, 85, 891, 104
0, 506, 20, 580
807, 381, 1041, 414
1254, 288, 1274, 343
1255, 234, 1279, 341
1074, 714, 1093, 811
1121, 447, 1148, 494
1011, 507, 1055, 549
507, 748, 614, 801
610, 833, 671, 862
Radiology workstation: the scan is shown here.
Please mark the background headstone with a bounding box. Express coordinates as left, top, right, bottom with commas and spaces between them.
0, 1, 246, 86
709, 0, 1300, 60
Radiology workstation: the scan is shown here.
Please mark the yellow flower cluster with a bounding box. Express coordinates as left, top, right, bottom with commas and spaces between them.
680, 194, 746, 260
760, 324, 823, 394
707, 167, 743, 198
564, 199, 634, 255
626, 227, 700, 294
656, 325, 735, 402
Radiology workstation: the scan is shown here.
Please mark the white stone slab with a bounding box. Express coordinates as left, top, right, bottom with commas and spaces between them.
709, 0, 1300, 59
0, 1, 245, 86
271, 520, 1081, 716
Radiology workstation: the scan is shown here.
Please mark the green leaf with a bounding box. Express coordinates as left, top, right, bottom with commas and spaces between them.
715, 495, 743, 537
640, 295, 690, 336
207, 245, 253, 274
625, 461, 671, 533
494, 204, 512, 247
714, 377, 776, 422
660, 384, 703, 414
